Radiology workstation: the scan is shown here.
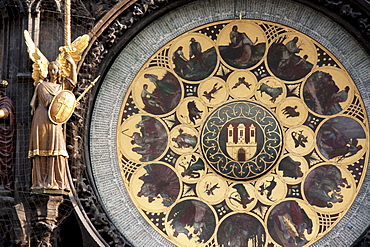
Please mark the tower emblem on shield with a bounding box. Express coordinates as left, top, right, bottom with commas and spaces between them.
201, 100, 283, 180
225, 122, 257, 162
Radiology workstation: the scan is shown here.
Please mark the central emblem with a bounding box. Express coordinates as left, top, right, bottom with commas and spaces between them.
224, 122, 258, 161
201, 100, 282, 180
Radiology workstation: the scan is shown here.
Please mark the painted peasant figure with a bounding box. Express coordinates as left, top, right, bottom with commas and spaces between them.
24, 30, 89, 192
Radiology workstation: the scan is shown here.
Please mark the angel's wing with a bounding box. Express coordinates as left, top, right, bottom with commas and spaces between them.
24, 30, 49, 86
56, 34, 90, 78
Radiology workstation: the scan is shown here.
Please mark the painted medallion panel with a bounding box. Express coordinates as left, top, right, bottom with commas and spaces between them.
117, 19, 369, 247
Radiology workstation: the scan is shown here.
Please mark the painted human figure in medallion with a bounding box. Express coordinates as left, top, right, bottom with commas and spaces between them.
303, 67, 353, 116
217, 21, 267, 69
133, 68, 182, 115
118, 115, 168, 162
316, 116, 365, 163
170, 33, 218, 82
166, 199, 216, 246
130, 162, 181, 212
267, 33, 316, 81
303, 164, 355, 213
217, 213, 266, 247
267, 200, 317, 247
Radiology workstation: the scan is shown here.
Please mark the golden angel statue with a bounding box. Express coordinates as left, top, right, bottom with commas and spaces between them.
24, 30, 89, 193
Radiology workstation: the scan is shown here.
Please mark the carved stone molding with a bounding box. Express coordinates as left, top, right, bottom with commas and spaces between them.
295, 0, 370, 53
30, 195, 64, 247
68, 2, 191, 246
0, 0, 28, 17
29, 0, 62, 15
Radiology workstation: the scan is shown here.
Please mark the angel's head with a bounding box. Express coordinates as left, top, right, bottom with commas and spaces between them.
47, 61, 61, 83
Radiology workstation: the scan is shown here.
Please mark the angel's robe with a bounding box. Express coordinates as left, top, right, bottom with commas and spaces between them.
29, 78, 75, 191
